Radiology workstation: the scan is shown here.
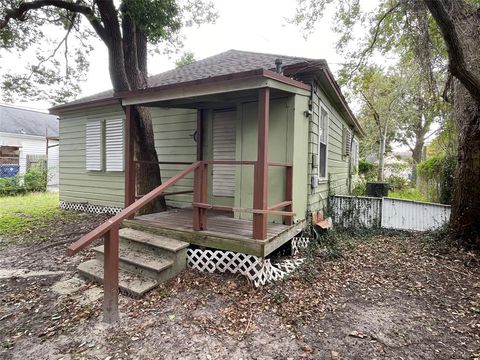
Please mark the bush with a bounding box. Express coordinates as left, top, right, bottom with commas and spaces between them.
0, 166, 48, 196
386, 175, 409, 192
352, 179, 367, 196
417, 155, 456, 204
358, 159, 377, 181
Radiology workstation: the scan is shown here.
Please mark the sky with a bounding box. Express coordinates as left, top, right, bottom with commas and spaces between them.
2, 0, 357, 112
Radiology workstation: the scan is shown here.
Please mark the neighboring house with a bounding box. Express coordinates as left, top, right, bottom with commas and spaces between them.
0, 104, 59, 185
51, 50, 363, 300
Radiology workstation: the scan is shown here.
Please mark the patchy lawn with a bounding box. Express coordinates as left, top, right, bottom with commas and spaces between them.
388, 188, 428, 202
0, 192, 94, 248
0, 215, 479, 359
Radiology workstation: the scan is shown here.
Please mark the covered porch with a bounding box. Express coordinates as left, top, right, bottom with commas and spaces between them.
121, 68, 311, 246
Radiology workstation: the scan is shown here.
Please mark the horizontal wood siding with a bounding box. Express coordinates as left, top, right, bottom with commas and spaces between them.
308, 81, 358, 213
59, 105, 196, 208
151, 107, 197, 208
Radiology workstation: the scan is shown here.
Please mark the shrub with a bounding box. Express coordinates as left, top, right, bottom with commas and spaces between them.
352, 179, 367, 196
386, 175, 409, 192
358, 159, 377, 181
417, 155, 456, 204
0, 166, 48, 196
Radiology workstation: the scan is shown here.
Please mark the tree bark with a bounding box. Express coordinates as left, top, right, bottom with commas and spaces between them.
425, 0, 480, 249
121, 4, 166, 212
377, 122, 387, 182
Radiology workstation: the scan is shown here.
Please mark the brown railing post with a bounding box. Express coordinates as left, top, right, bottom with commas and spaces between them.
284, 166, 293, 225
193, 162, 208, 230
124, 105, 136, 215
253, 87, 270, 240
103, 226, 119, 323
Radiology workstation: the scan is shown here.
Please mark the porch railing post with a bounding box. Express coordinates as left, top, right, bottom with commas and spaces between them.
253, 87, 270, 240
284, 166, 293, 225
124, 105, 136, 215
103, 226, 119, 323
193, 162, 207, 230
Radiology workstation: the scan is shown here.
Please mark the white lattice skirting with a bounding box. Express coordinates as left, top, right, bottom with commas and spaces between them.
291, 236, 311, 255
60, 201, 122, 215
187, 248, 305, 287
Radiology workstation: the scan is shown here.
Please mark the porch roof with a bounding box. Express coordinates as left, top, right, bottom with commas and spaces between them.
118, 68, 310, 108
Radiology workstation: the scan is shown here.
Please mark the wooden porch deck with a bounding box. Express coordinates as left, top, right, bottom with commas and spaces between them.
122, 208, 305, 257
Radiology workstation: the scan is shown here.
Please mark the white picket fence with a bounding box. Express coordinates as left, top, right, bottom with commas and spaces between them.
330, 195, 451, 231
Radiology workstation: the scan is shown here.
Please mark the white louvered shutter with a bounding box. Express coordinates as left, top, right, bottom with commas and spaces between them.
212, 110, 236, 197
86, 121, 103, 171
105, 119, 124, 172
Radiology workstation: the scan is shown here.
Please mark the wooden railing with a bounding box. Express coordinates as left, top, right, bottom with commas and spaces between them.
191, 160, 294, 236
66, 161, 201, 323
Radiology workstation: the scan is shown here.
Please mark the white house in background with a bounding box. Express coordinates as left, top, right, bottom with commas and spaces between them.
0, 104, 59, 185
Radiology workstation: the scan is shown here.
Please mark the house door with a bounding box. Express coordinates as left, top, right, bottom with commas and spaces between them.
211, 109, 236, 204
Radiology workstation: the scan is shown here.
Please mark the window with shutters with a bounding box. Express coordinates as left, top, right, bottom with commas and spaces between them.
85, 121, 103, 171
318, 107, 328, 179
343, 126, 352, 157
212, 110, 236, 197
351, 138, 359, 172
105, 119, 124, 171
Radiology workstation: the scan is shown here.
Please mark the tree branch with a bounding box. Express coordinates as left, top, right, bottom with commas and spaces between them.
424, 0, 480, 103
0, 0, 107, 43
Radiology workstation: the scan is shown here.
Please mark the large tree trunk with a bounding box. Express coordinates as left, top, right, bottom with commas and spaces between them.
424, 0, 480, 249
120, 4, 166, 213
450, 81, 480, 249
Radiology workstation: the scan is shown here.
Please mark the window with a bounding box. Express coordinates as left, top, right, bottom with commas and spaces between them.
343, 126, 352, 157
85, 119, 124, 171
105, 119, 124, 172
318, 108, 328, 179
85, 121, 103, 171
351, 138, 359, 172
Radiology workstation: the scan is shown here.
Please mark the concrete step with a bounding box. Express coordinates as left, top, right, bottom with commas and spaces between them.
78, 259, 158, 298
119, 227, 189, 258
92, 245, 174, 278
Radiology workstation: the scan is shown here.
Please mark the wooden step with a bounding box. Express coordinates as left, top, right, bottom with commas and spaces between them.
78, 259, 158, 298
92, 245, 174, 277
119, 227, 189, 254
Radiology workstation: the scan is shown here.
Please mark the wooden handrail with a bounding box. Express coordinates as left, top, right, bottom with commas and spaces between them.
67, 161, 201, 256
268, 162, 293, 167
202, 160, 256, 165
133, 160, 193, 165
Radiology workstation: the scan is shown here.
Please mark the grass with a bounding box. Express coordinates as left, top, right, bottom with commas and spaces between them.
0, 192, 73, 237
388, 188, 427, 202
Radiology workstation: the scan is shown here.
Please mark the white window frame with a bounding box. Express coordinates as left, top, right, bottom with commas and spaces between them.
352, 138, 359, 171
318, 107, 329, 180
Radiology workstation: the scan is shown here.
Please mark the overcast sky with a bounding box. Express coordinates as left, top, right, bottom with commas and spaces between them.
3, 0, 376, 112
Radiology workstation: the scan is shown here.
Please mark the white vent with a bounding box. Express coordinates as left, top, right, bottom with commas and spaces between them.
212, 110, 236, 197
106, 119, 124, 172
85, 121, 103, 171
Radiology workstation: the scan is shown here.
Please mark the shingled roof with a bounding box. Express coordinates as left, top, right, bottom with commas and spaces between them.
0, 104, 58, 137
62, 49, 321, 106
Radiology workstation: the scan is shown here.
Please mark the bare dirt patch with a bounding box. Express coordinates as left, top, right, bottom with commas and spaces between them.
1, 221, 479, 359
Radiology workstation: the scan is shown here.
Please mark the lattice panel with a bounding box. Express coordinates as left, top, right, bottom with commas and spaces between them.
60, 201, 122, 215
187, 249, 305, 287
291, 236, 311, 255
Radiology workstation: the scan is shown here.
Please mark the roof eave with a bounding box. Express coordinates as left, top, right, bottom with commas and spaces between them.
49, 97, 120, 115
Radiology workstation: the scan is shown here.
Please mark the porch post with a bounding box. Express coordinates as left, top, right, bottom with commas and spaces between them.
253, 88, 270, 240
193, 109, 207, 231
124, 105, 136, 214
103, 226, 119, 323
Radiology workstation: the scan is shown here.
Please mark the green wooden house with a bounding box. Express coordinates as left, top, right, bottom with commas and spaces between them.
51, 50, 362, 317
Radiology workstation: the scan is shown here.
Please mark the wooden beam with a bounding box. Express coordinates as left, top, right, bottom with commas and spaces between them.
284, 166, 293, 225
103, 226, 119, 323
193, 163, 208, 230
253, 88, 270, 240
124, 105, 136, 214
196, 109, 204, 161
